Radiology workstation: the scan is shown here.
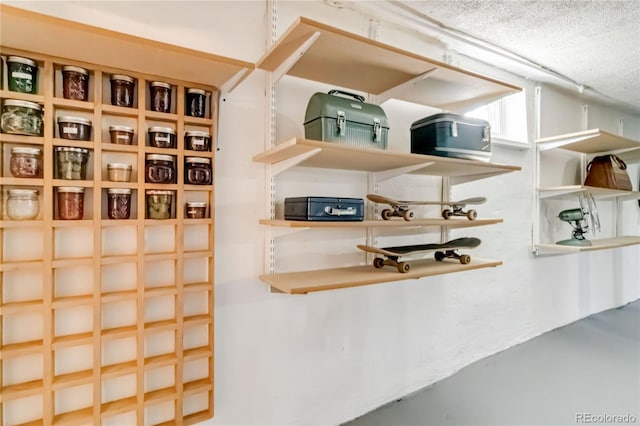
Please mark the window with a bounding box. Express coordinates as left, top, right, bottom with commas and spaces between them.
466, 90, 528, 144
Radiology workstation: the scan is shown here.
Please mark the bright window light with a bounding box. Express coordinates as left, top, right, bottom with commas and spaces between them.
466, 90, 528, 143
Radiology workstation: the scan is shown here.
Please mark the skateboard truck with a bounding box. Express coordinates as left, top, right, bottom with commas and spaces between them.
442, 203, 478, 220
372, 255, 411, 273
381, 206, 415, 221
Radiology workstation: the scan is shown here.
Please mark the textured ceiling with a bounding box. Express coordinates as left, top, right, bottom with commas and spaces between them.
395, 0, 640, 112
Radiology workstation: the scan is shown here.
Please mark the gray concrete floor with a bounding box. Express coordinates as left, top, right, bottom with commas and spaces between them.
345, 301, 640, 426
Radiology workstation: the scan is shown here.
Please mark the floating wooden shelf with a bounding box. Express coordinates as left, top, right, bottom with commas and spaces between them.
538, 185, 640, 200
536, 128, 640, 153
253, 138, 520, 184
260, 218, 502, 229
260, 258, 502, 294
257, 17, 520, 111
535, 236, 640, 254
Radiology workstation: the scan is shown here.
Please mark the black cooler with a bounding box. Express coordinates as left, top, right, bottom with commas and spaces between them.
410, 113, 491, 162
284, 197, 364, 221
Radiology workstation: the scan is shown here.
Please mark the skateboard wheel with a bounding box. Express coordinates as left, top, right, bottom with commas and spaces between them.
460, 255, 471, 264
403, 210, 415, 221
373, 257, 385, 269
434, 251, 446, 261
381, 209, 393, 220
467, 209, 477, 220
442, 209, 452, 219
397, 262, 410, 273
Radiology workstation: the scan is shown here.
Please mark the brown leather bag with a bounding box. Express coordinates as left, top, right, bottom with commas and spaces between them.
584, 154, 632, 190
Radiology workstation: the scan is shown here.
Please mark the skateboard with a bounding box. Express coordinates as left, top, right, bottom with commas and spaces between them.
367, 194, 486, 221
357, 237, 481, 273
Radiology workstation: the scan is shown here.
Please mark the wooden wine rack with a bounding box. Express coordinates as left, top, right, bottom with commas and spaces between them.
0, 46, 216, 426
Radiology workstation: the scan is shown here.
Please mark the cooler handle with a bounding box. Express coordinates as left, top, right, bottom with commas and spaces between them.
337, 111, 346, 137
373, 119, 381, 142
324, 206, 357, 216
328, 90, 365, 102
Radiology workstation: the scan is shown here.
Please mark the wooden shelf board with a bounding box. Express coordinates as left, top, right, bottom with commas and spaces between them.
101, 325, 137, 341
0, 220, 44, 229
0, 177, 44, 186
184, 116, 214, 126
1, 4, 254, 89
184, 184, 214, 192
183, 282, 213, 293
144, 353, 177, 370
100, 255, 138, 265
0, 89, 45, 103
184, 314, 212, 327
52, 180, 94, 189
53, 97, 95, 111
52, 332, 93, 349
52, 220, 94, 228
144, 386, 177, 405
101, 289, 137, 303
143, 252, 178, 262
183, 250, 213, 259
144, 218, 178, 226
0, 260, 43, 272
184, 218, 214, 225
0, 378, 43, 401
52, 139, 95, 150
101, 361, 137, 379
101, 396, 137, 417
184, 410, 213, 426
0, 134, 44, 146
260, 218, 503, 228
253, 138, 520, 179
535, 236, 640, 254
144, 319, 178, 334
101, 143, 139, 153
538, 185, 640, 200
52, 368, 93, 390
143, 147, 179, 156
183, 378, 212, 395
0, 299, 43, 315
52, 406, 93, 425
144, 286, 178, 298
101, 181, 139, 190
257, 17, 520, 111
261, 257, 502, 294
100, 104, 140, 118
101, 219, 139, 228
536, 129, 640, 153
183, 346, 212, 361
52, 294, 93, 309
0, 339, 43, 359
144, 110, 179, 122
52, 257, 94, 269
16, 419, 43, 426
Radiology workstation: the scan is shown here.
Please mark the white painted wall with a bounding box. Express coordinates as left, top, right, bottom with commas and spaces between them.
6, 1, 640, 425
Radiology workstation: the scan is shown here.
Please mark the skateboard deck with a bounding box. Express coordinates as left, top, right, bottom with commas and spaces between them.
367, 194, 486, 221
358, 237, 481, 273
